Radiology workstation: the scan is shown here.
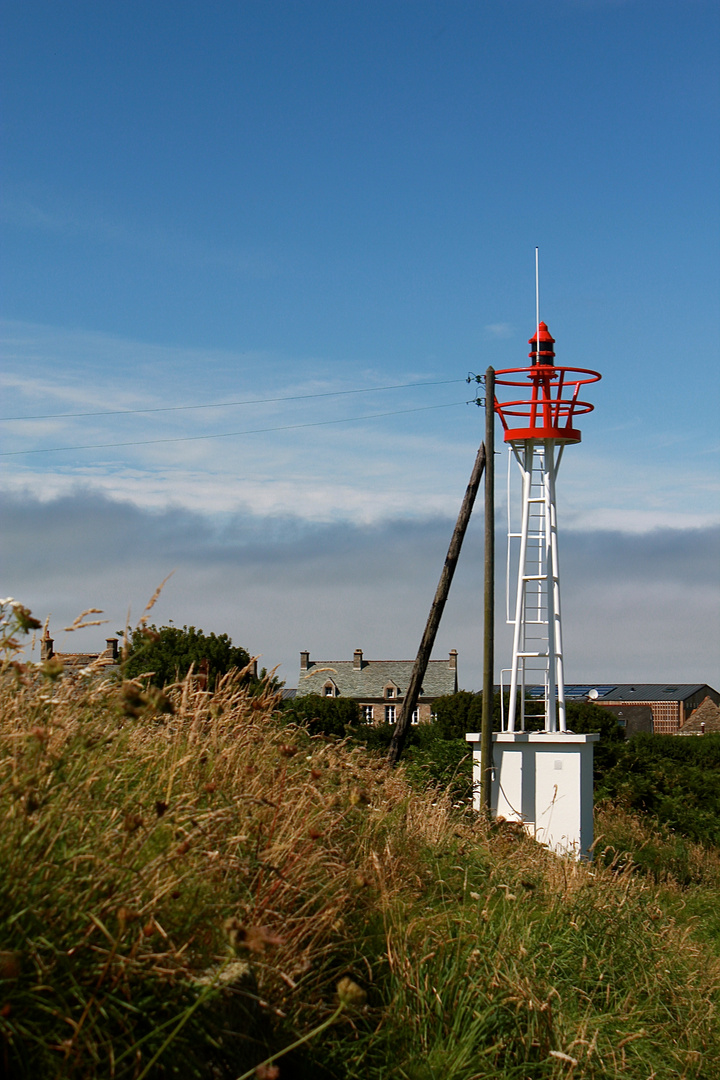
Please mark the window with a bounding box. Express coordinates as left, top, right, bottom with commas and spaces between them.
385, 686, 395, 699
385, 705, 396, 724
323, 683, 335, 697
362, 705, 374, 723
411, 707, 420, 725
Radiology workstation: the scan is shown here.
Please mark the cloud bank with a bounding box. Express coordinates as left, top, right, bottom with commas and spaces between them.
3, 489, 718, 691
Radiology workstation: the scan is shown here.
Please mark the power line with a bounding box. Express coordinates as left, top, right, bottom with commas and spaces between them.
0, 377, 465, 422
0, 400, 470, 457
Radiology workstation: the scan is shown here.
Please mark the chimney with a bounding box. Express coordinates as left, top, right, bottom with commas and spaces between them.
449, 649, 458, 671
105, 637, 119, 661
353, 648, 363, 669
41, 635, 54, 661
300, 650, 309, 671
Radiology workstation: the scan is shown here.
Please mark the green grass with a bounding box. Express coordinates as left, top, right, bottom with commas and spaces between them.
2, 603, 720, 1078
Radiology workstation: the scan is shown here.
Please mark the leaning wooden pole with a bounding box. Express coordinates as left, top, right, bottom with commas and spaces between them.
480, 368, 495, 813
387, 442, 487, 767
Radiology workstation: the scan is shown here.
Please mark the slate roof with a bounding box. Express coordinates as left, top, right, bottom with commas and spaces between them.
526, 684, 617, 700
593, 684, 713, 704
525, 684, 717, 703
296, 657, 458, 700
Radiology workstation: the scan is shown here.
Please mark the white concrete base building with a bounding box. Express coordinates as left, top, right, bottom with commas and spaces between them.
465, 731, 598, 858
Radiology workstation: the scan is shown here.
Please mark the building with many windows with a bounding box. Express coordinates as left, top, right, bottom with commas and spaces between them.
521, 683, 719, 736
591, 684, 719, 734
294, 648, 459, 723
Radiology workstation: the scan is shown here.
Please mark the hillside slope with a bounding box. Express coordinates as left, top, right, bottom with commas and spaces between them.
1, 626, 719, 1078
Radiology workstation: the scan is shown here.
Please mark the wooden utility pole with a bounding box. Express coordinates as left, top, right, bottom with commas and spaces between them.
480, 368, 495, 813
387, 441, 486, 767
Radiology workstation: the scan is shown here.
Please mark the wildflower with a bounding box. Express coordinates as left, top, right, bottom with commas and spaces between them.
255, 1065, 280, 1079
336, 977, 367, 1007
13, 605, 42, 633
224, 919, 283, 953
549, 1050, 578, 1066
123, 812, 144, 833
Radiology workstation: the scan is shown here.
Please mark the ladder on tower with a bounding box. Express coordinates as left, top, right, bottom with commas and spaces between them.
504, 442, 566, 732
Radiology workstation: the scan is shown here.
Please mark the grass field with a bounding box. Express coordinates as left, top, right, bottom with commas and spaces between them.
2, 601, 719, 1079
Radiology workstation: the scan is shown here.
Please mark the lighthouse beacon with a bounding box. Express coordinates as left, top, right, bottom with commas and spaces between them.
468, 322, 602, 857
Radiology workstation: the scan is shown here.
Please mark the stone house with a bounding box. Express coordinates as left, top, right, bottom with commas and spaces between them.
294, 648, 459, 724
40, 633, 120, 672
677, 696, 720, 735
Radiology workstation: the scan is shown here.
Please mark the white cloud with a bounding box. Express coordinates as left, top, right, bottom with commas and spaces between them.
2, 319, 718, 536
3, 491, 718, 692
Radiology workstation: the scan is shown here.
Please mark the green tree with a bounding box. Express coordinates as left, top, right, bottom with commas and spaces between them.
123, 624, 258, 690
565, 700, 624, 741
432, 691, 510, 738
432, 691, 483, 739
282, 694, 361, 736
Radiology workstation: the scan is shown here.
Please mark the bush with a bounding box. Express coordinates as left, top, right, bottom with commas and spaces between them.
596, 733, 720, 846
123, 623, 257, 690
282, 693, 361, 736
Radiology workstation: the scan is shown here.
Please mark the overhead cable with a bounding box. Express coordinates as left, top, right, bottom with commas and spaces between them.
0, 400, 469, 457
0, 378, 465, 422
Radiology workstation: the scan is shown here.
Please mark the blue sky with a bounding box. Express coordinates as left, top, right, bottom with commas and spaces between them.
1, 0, 719, 688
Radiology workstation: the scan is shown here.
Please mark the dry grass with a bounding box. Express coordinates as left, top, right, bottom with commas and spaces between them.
2, 602, 720, 1079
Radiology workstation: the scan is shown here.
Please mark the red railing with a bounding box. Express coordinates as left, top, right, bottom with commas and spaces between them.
494, 364, 601, 443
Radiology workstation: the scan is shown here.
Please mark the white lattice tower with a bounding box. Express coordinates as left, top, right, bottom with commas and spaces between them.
495, 322, 601, 734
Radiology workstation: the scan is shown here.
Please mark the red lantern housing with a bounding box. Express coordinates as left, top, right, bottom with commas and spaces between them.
494, 322, 600, 444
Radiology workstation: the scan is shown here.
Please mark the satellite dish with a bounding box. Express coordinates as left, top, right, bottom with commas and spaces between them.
588, 688, 599, 700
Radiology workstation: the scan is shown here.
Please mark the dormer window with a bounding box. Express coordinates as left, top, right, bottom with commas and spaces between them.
323, 681, 337, 698
385, 687, 394, 699
384, 682, 399, 700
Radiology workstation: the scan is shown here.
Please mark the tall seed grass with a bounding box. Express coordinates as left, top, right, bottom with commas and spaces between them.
1, 606, 720, 1078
